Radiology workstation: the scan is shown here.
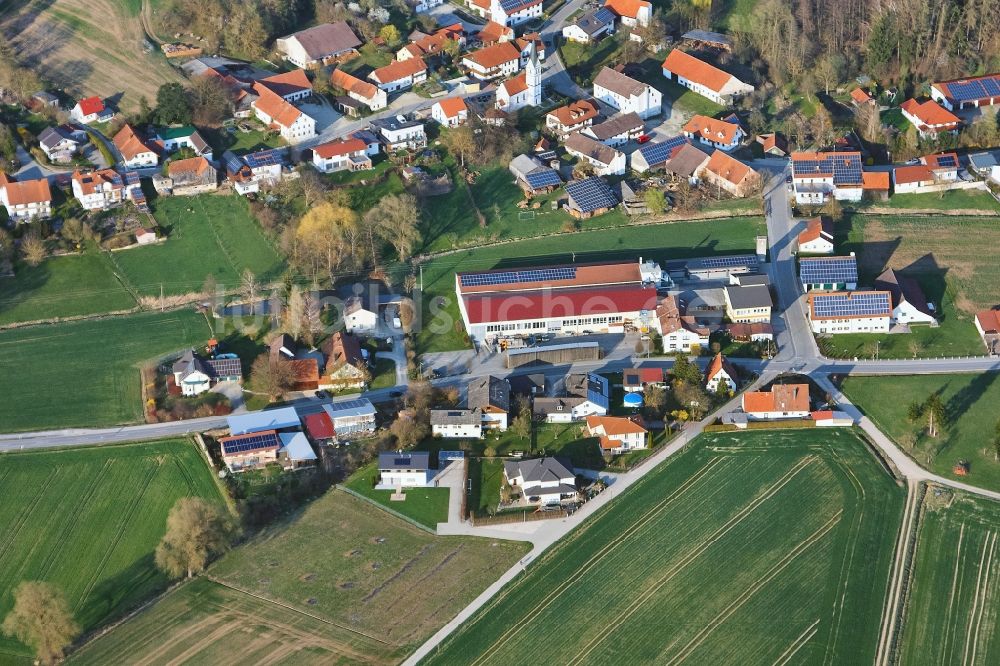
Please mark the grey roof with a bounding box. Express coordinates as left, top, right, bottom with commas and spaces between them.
574, 8, 614, 36
430, 409, 480, 426
799, 255, 858, 285
38, 126, 77, 150
564, 132, 621, 166
379, 451, 430, 471
732, 273, 770, 287
725, 284, 773, 310
585, 112, 643, 141
227, 407, 301, 435
506, 341, 600, 357
682, 29, 734, 48
593, 67, 649, 99
504, 456, 575, 484
509, 153, 545, 179
665, 143, 710, 177
521, 483, 578, 497
323, 398, 377, 420
468, 375, 510, 412
285, 21, 361, 60
371, 116, 424, 134
874, 268, 934, 317
508, 373, 545, 396
532, 397, 586, 416
969, 150, 1000, 170
172, 349, 207, 380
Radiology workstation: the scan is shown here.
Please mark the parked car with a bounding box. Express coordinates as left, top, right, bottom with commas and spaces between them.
636, 134, 652, 144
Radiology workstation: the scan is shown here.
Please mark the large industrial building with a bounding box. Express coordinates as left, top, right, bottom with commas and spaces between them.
455, 260, 663, 344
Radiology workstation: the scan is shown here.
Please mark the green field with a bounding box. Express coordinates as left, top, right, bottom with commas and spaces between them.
898, 488, 1000, 665
344, 464, 451, 529
74, 490, 531, 663
0, 309, 212, 431
0, 249, 136, 326
841, 373, 1000, 492
414, 216, 766, 352
0, 439, 224, 661
425, 429, 905, 665
112, 195, 285, 297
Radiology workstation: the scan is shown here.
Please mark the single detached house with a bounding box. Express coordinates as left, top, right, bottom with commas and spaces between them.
377, 451, 433, 488
604, 0, 651, 27
900, 98, 961, 138
431, 409, 483, 438
797, 217, 835, 255
432, 97, 469, 127
874, 268, 936, 325
312, 137, 372, 173
742, 383, 811, 420
682, 114, 744, 152
38, 125, 85, 163
331, 68, 388, 111
369, 58, 428, 93
563, 132, 627, 176
321, 331, 369, 388
468, 375, 511, 430
504, 457, 576, 506
705, 353, 737, 393
0, 172, 52, 222
113, 124, 158, 168
562, 8, 616, 43
252, 89, 316, 143
70, 96, 113, 124
546, 99, 600, 136
657, 294, 709, 353
586, 415, 647, 454
172, 348, 242, 396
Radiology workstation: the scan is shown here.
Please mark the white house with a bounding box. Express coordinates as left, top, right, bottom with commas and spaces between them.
791, 152, 873, 205
371, 116, 427, 152
369, 58, 428, 93
900, 98, 961, 138
343, 296, 379, 333
432, 97, 469, 127
604, 0, 651, 28
562, 8, 616, 43
154, 125, 213, 160
71, 169, 129, 210
742, 384, 811, 420
661, 49, 754, 105
705, 353, 737, 393
331, 69, 388, 111
797, 217, 835, 255
683, 114, 745, 152
0, 173, 52, 222
377, 451, 432, 488
252, 90, 316, 143
276, 21, 361, 68
70, 96, 113, 124
38, 126, 85, 163
546, 99, 601, 136
808, 291, 892, 334
586, 415, 647, 454
172, 349, 242, 396
323, 398, 377, 437
874, 269, 937, 326
431, 409, 483, 438
969, 150, 1000, 183
468, 375, 511, 431
582, 112, 644, 147
503, 457, 576, 506
411, 0, 444, 12
563, 132, 626, 176
593, 66, 661, 119
657, 295, 709, 353
462, 42, 522, 81
893, 152, 961, 194
113, 124, 158, 169
532, 397, 606, 422
312, 137, 373, 173
483, 0, 543, 27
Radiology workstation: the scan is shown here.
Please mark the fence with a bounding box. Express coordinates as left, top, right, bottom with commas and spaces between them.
471, 507, 567, 526
337, 486, 437, 534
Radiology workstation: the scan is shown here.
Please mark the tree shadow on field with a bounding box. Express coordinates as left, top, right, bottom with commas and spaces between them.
74, 553, 161, 631
943, 372, 999, 454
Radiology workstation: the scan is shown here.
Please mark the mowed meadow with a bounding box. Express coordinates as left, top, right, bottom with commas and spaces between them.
0, 439, 225, 661
71, 490, 531, 664
0, 309, 212, 431
898, 489, 1000, 665
425, 429, 905, 665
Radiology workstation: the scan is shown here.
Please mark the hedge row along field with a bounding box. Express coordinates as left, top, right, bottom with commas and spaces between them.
0, 439, 225, 661
425, 429, 905, 665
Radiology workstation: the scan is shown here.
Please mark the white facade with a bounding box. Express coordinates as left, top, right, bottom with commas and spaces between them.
252, 101, 316, 144
706, 368, 736, 393
662, 327, 709, 353
490, 0, 543, 26
893, 301, 936, 326
564, 142, 627, 176
312, 147, 371, 173
375, 123, 427, 152
809, 314, 890, 334
121, 149, 158, 169
412, 0, 444, 11
798, 237, 834, 255
495, 47, 541, 113
345, 307, 379, 333
462, 53, 520, 81
432, 422, 482, 438
380, 469, 431, 487
593, 79, 661, 120
792, 176, 863, 205
431, 102, 469, 127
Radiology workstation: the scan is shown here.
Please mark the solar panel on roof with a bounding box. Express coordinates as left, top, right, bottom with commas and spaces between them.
536, 150, 558, 161
498, 0, 531, 12
799, 256, 858, 284
811, 293, 890, 318
594, 7, 616, 23
524, 169, 562, 189
695, 255, 758, 269
984, 78, 1000, 97
222, 431, 280, 455
565, 177, 618, 213
934, 154, 957, 168
245, 149, 283, 168
639, 135, 687, 166
460, 266, 578, 288
792, 153, 863, 186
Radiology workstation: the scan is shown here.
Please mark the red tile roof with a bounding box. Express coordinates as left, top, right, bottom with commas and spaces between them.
976, 309, 1000, 334
464, 42, 521, 70
900, 98, 961, 130
113, 124, 156, 161
586, 414, 648, 436
303, 412, 336, 440
604, 0, 651, 20
0, 173, 51, 206
500, 72, 528, 96
623, 367, 664, 386
922, 152, 960, 169
313, 137, 367, 158
253, 89, 302, 128
331, 68, 380, 100
462, 285, 657, 324
893, 165, 934, 185
798, 217, 833, 244
371, 57, 427, 83
662, 49, 733, 94
683, 115, 740, 145
255, 69, 312, 98
167, 156, 212, 177
743, 384, 810, 414
703, 149, 754, 186
862, 171, 890, 190
436, 97, 468, 118
76, 96, 105, 116
547, 99, 600, 127
850, 88, 873, 104
705, 353, 736, 382
72, 169, 121, 196
478, 20, 514, 45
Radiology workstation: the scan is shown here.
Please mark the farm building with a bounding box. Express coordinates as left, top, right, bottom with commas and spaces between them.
900, 98, 961, 138
604, 0, 651, 27
276, 21, 362, 68
931, 73, 1000, 111
630, 135, 689, 173
799, 255, 858, 291
973, 308, 1000, 354
699, 150, 758, 197
220, 407, 317, 473
582, 112, 644, 147
808, 291, 892, 334
565, 176, 620, 218
509, 154, 562, 194
506, 342, 602, 369
661, 49, 753, 105
563, 133, 626, 176
455, 259, 658, 343
873, 269, 936, 325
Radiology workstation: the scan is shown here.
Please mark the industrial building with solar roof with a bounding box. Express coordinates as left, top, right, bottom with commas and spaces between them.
807, 291, 892, 334
455, 259, 667, 344
931, 72, 1000, 111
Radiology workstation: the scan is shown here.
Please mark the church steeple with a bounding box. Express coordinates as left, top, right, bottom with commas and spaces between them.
526, 41, 541, 107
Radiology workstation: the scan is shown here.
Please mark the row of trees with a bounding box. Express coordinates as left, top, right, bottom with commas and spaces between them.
2, 498, 235, 663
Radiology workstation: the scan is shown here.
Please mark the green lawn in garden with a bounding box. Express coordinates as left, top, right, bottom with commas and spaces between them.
343, 463, 451, 529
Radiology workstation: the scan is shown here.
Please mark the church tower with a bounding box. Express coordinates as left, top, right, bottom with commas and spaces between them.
526, 42, 541, 107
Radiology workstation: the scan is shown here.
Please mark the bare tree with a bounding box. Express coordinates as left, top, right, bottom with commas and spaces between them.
240, 269, 259, 315
250, 353, 295, 400
284, 285, 305, 341
364, 194, 422, 261
303, 292, 324, 346
20, 233, 46, 267
155, 498, 239, 579
2, 581, 79, 664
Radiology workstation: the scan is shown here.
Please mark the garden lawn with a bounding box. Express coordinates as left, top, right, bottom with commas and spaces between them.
661, 77, 726, 117
841, 373, 1000, 492
424, 429, 904, 665
414, 216, 766, 352
0, 249, 136, 325
870, 189, 1000, 213
344, 463, 450, 529
0, 309, 212, 430
0, 439, 224, 661
369, 357, 398, 389
75, 491, 528, 663
897, 488, 1000, 665
112, 194, 285, 296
